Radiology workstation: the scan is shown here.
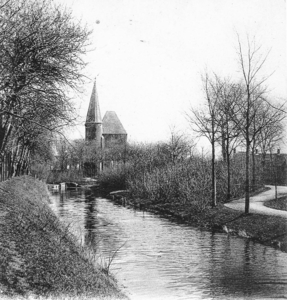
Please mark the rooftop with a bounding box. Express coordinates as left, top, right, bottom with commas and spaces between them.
102, 111, 127, 135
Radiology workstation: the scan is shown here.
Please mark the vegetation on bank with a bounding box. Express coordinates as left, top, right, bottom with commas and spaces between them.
46, 170, 85, 185
265, 196, 287, 212
0, 176, 125, 299
96, 141, 287, 253
98, 142, 257, 208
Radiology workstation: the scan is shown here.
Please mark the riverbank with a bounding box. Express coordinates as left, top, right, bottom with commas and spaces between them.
108, 190, 287, 253
0, 176, 125, 299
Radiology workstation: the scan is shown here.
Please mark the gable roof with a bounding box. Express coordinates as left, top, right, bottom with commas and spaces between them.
86, 80, 102, 124
102, 111, 127, 135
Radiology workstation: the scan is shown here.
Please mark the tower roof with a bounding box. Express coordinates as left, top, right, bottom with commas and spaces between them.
85, 80, 102, 124
102, 111, 127, 134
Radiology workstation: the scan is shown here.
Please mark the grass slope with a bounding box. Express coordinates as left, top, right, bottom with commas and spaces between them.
265, 196, 287, 212
0, 176, 125, 299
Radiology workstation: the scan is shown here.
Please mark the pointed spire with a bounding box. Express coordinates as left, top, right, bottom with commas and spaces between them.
86, 79, 102, 124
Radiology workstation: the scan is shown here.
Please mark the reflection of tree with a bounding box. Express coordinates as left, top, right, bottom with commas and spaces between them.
208, 232, 218, 299
83, 190, 123, 263
206, 234, 286, 298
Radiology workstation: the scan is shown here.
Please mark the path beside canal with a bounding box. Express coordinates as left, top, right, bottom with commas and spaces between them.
224, 185, 287, 218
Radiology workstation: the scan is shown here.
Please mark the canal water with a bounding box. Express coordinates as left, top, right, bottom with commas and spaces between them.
49, 189, 287, 300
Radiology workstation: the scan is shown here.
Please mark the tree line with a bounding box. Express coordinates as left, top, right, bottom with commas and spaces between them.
2, 0, 284, 217
92, 132, 248, 215
188, 35, 286, 213
93, 36, 286, 215
48, 36, 286, 216
0, 0, 90, 178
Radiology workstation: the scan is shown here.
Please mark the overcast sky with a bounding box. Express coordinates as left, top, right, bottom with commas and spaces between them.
57, 0, 287, 147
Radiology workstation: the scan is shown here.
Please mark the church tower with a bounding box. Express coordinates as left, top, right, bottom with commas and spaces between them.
85, 79, 103, 147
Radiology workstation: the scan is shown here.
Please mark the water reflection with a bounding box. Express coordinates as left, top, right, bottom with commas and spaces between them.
206, 235, 287, 298
49, 190, 287, 300
84, 190, 97, 245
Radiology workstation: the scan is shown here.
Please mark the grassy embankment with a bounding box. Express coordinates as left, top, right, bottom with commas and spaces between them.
0, 176, 125, 299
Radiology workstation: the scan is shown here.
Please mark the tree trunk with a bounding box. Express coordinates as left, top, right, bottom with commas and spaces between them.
245, 140, 250, 214
274, 154, 278, 200
221, 126, 227, 162
211, 132, 216, 207
251, 147, 256, 192
227, 151, 231, 201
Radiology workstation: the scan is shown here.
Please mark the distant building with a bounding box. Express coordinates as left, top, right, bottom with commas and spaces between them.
84, 79, 127, 175
262, 152, 287, 185
233, 149, 287, 185
85, 79, 127, 148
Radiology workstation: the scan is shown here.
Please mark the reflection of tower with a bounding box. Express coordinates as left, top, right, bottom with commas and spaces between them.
85, 79, 103, 147
84, 190, 98, 246
59, 191, 66, 217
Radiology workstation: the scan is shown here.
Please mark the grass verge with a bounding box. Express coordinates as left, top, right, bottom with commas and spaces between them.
0, 176, 125, 299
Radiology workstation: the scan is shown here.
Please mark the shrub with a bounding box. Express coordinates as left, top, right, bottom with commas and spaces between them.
46, 170, 84, 184
98, 165, 127, 190
124, 143, 251, 213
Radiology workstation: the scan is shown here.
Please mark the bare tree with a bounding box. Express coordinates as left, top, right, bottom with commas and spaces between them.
258, 104, 286, 166
0, 0, 91, 175
215, 77, 243, 200
258, 103, 286, 199
187, 73, 223, 207
234, 35, 285, 213
165, 127, 194, 164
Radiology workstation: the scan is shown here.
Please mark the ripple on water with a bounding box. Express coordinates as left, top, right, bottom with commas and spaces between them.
49, 190, 287, 300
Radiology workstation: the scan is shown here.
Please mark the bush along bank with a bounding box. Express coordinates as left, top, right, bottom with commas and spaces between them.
0, 176, 125, 299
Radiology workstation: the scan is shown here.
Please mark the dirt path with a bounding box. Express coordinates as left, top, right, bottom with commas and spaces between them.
224, 185, 287, 218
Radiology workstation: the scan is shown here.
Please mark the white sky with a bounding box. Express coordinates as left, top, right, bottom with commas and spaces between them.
56, 0, 287, 146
